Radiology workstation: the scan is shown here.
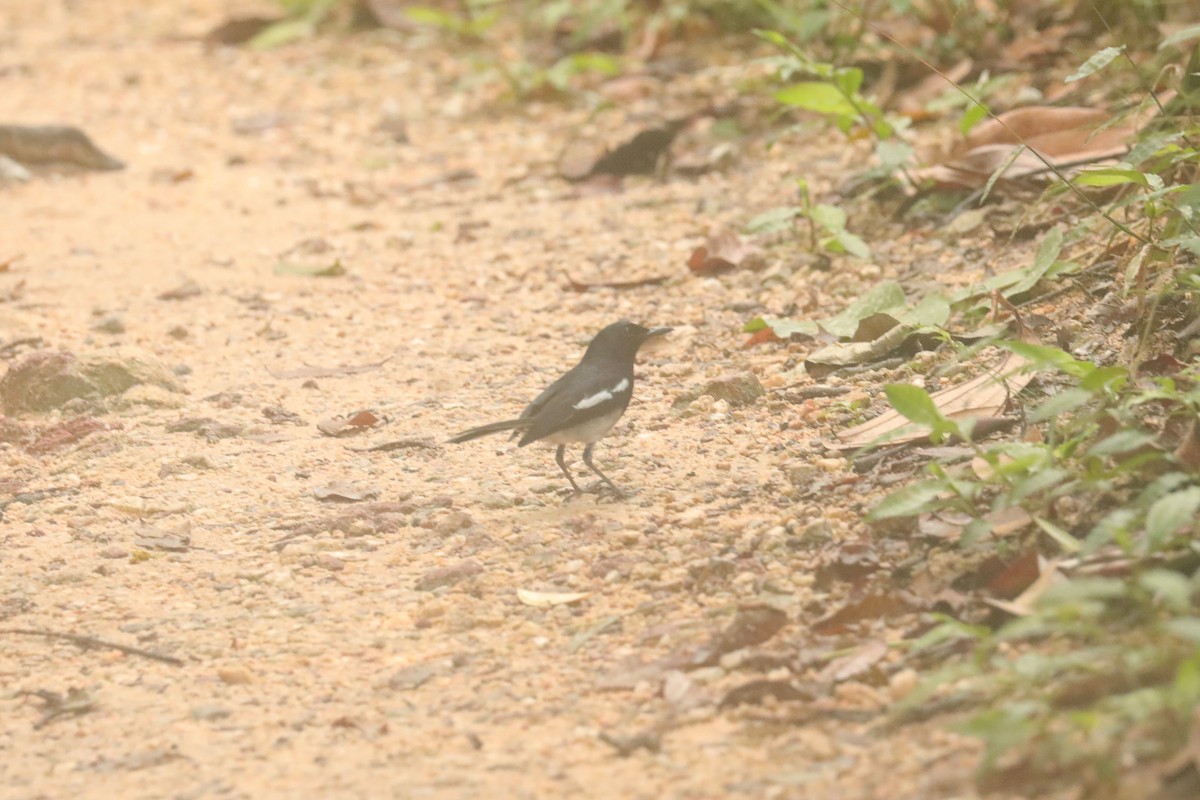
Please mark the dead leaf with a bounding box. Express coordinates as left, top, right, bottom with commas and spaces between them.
690, 604, 787, 666
835, 346, 1033, 451
984, 557, 1063, 617
687, 228, 765, 275
914, 101, 1169, 190
566, 272, 670, 292
817, 639, 889, 683
813, 592, 916, 636
516, 589, 591, 608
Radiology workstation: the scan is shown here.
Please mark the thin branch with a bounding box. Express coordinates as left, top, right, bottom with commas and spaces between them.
2, 628, 185, 666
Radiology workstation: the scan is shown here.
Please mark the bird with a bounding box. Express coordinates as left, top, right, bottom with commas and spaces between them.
448, 320, 672, 495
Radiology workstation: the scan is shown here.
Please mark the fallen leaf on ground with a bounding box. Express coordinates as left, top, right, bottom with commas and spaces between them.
516, 588, 591, 608
914, 101, 1168, 189
687, 228, 765, 275
984, 556, 1063, 616
812, 592, 916, 636
566, 273, 670, 291
690, 604, 787, 666
835, 345, 1033, 451
816, 639, 889, 683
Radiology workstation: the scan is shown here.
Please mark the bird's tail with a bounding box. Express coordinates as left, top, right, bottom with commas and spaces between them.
447, 418, 531, 444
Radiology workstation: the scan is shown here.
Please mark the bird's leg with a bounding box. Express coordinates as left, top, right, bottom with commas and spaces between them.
555, 445, 582, 493
582, 443, 625, 496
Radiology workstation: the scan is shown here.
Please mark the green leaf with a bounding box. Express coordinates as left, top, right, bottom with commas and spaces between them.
898, 293, 950, 327
868, 479, 951, 520
820, 281, 906, 338
876, 140, 913, 168
1064, 46, 1124, 82
1139, 569, 1193, 611
1145, 487, 1200, 546
1073, 167, 1150, 187
1032, 227, 1065, 274
745, 206, 802, 234
1159, 23, 1200, 49
1034, 516, 1081, 553
885, 384, 945, 428
774, 82, 858, 116
959, 102, 989, 136
248, 18, 315, 49
829, 228, 871, 259
1029, 388, 1094, 422
1001, 341, 1094, 379
743, 316, 819, 338
1086, 429, 1155, 457
1163, 618, 1200, 643
808, 203, 847, 231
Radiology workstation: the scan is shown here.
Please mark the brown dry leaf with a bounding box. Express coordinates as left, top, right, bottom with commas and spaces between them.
688, 228, 764, 275
985, 557, 1063, 617
566, 273, 670, 292
835, 346, 1033, 451
690, 604, 787, 666
914, 102, 1167, 189
812, 592, 916, 636
816, 639, 889, 684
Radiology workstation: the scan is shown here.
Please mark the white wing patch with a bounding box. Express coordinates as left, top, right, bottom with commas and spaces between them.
573, 389, 612, 411
573, 378, 631, 411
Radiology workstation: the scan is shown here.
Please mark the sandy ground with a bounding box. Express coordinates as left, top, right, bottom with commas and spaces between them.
1, 2, 995, 798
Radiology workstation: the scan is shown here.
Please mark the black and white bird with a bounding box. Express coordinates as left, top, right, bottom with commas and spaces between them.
448, 320, 672, 494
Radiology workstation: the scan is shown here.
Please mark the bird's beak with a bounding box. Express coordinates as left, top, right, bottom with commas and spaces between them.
645, 327, 672, 338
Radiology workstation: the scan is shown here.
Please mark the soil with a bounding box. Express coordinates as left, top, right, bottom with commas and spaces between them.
1, 2, 1003, 798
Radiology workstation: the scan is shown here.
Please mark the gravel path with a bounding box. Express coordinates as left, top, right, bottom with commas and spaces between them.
1, 2, 990, 797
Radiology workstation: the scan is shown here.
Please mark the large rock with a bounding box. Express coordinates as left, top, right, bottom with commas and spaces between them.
0, 349, 186, 414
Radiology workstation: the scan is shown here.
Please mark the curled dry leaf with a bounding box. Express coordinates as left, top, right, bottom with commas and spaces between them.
687, 228, 765, 275
835, 345, 1033, 451
984, 556, 1063, 617
516, 588, 591, 608
816, 638, 889, 684
914, 101, 1168, 190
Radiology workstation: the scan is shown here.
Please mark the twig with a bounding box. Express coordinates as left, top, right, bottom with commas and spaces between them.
2, 628, 184, 666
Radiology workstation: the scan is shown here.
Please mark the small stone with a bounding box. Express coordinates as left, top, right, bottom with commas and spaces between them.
673, 372, 765, 412
217, 668, 254, 685
99, 546, 128, 559
190, 705, 231, 721
315, 553, 345, 571
888, 668, 919, 702
92, 315, 125, 334
167, 325, 189, 340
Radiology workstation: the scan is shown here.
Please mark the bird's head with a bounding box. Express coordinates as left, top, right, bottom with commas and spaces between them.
585, 320, 672, 362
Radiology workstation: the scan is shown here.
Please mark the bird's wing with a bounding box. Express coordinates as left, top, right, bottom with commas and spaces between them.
517, 367, 633, 446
